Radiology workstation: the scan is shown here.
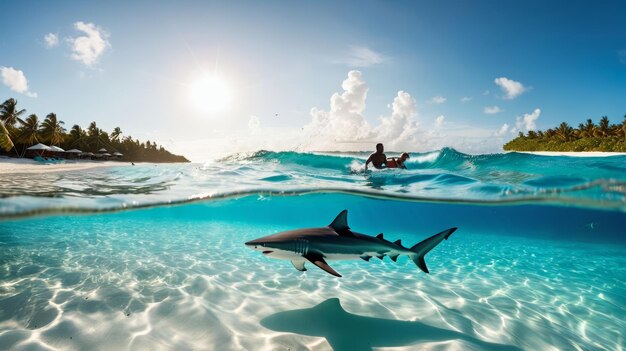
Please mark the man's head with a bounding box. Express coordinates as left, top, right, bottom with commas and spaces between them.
400, 152, 410, 162
376, 143, 384, 153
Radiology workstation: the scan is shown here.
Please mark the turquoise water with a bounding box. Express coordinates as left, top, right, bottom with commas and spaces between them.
1, 149, 625, 350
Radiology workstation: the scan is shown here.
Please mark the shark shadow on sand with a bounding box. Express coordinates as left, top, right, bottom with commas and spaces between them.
261, 298, 522, 351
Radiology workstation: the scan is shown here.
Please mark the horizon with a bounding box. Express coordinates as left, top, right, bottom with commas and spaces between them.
2, 0, 626, 161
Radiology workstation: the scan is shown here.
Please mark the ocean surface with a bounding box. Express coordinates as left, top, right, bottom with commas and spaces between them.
0, 148, 625, 350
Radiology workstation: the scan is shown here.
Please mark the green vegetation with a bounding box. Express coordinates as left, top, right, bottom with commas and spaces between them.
503, 115, 626, 152
0, 98, 189, 162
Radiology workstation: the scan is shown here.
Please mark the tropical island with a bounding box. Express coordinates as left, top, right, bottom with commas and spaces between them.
0, 98, 189, 163
503, 115, 626, 152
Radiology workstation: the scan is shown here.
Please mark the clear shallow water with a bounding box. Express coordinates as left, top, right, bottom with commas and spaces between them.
1, 149, 625, 350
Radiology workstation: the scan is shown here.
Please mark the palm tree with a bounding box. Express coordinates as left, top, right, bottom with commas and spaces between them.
0, 98, 26, 128
622, 115, 626, 141
87, 121, 102, 149
68, 124, 89, 150
556, 122, 573, 141
40, 113, 66, 146
0, 120, 15, 152
598, 116, 610, 136
17, 114, 40, 145
111, 127, 122, 142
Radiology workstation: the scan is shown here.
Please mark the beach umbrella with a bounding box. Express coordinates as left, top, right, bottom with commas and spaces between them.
102, 153, 111, 157
66, 149, 82, 153
26, 143, 52, 151
112, 152, 123, 156
98, 148, 107, 152
49, 145, 65, 152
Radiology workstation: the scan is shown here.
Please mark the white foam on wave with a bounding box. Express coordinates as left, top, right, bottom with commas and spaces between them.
412, 151, 441, 164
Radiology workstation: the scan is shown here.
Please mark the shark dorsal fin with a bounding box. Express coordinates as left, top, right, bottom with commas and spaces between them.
376, 233, 384, 239
394, 239, 402, 246
329, 210, 352, 236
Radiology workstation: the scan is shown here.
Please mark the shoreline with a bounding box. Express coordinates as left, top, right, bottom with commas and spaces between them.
0, 157, 127, 174
508, 151, 626, 157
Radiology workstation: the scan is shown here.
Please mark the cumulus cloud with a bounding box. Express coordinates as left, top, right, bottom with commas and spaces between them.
0, 67, 37, 97
296, 71, 508, 153
337, 46, 386, 67
431, 95, 446, 104
374, 90, 421, 149
44, 33, 59, 48
484, 105, 502, 114
306, 70, 372, 145
68, 21, 110, 66
515, 108, 541, 132
494, 123, 510, 137
461, 96, 472, 102
494, 77, 527, 99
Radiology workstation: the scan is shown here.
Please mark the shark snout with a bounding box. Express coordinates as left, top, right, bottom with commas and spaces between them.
245, 238, 268, 249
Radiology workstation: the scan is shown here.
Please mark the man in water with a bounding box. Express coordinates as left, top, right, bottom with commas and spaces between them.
365, 143, 387, 170
387, 152, 410, 169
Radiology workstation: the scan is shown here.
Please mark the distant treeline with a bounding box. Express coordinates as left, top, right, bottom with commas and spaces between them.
0, 98, 189, 162
503, 115, 626, 152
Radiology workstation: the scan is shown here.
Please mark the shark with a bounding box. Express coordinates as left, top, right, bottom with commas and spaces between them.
245, 209, 457, 277
261, 298, 522, 351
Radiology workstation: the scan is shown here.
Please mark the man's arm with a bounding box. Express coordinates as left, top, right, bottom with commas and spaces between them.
365, 155, 373, 170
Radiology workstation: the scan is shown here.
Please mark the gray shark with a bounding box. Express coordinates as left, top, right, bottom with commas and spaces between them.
245, 210, 457, 277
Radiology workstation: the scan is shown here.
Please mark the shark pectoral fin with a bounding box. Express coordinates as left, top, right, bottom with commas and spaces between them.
417, 256, 429, 273
291, 260, 307, 272
305, 253, 342, 277
389, 254, 399, 262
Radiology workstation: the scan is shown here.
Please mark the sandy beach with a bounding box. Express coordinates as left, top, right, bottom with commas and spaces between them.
511, 151, 626, 157
0, 157, 122, 174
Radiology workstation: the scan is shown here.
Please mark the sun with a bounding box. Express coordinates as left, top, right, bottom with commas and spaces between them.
188, 74, 233, 113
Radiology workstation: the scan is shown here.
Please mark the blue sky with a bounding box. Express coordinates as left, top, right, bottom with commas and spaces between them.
1, 0, 626, 160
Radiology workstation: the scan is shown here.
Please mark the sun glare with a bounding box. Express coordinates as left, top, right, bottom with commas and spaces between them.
188, 74, 233, 113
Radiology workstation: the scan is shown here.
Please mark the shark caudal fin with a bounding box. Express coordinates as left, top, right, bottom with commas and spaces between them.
409, 227, 457, 274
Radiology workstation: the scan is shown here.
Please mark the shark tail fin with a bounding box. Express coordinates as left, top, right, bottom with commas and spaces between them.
409, 227, 457, 274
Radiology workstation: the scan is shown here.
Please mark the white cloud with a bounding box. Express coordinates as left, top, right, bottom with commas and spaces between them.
619, 50, 626, 64
44, 33, 59, 48
306, 70, 372, 146
484, 105, 502, 114
431, 95, 446, 104
337, 46, 386, 67
68, 21, 110, 66
300, 71, 504, 153
494, 77, 527, 99
374, 90, 421, 150
248, 115, 261, 131
435, 115, 445, 127
0, 66, 37, 97
461, 96, 472, 102
515, 108, 541, 132
494, 123, 510, 137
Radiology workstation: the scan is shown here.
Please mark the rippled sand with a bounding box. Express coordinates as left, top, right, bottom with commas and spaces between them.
1, 203, 624, 350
